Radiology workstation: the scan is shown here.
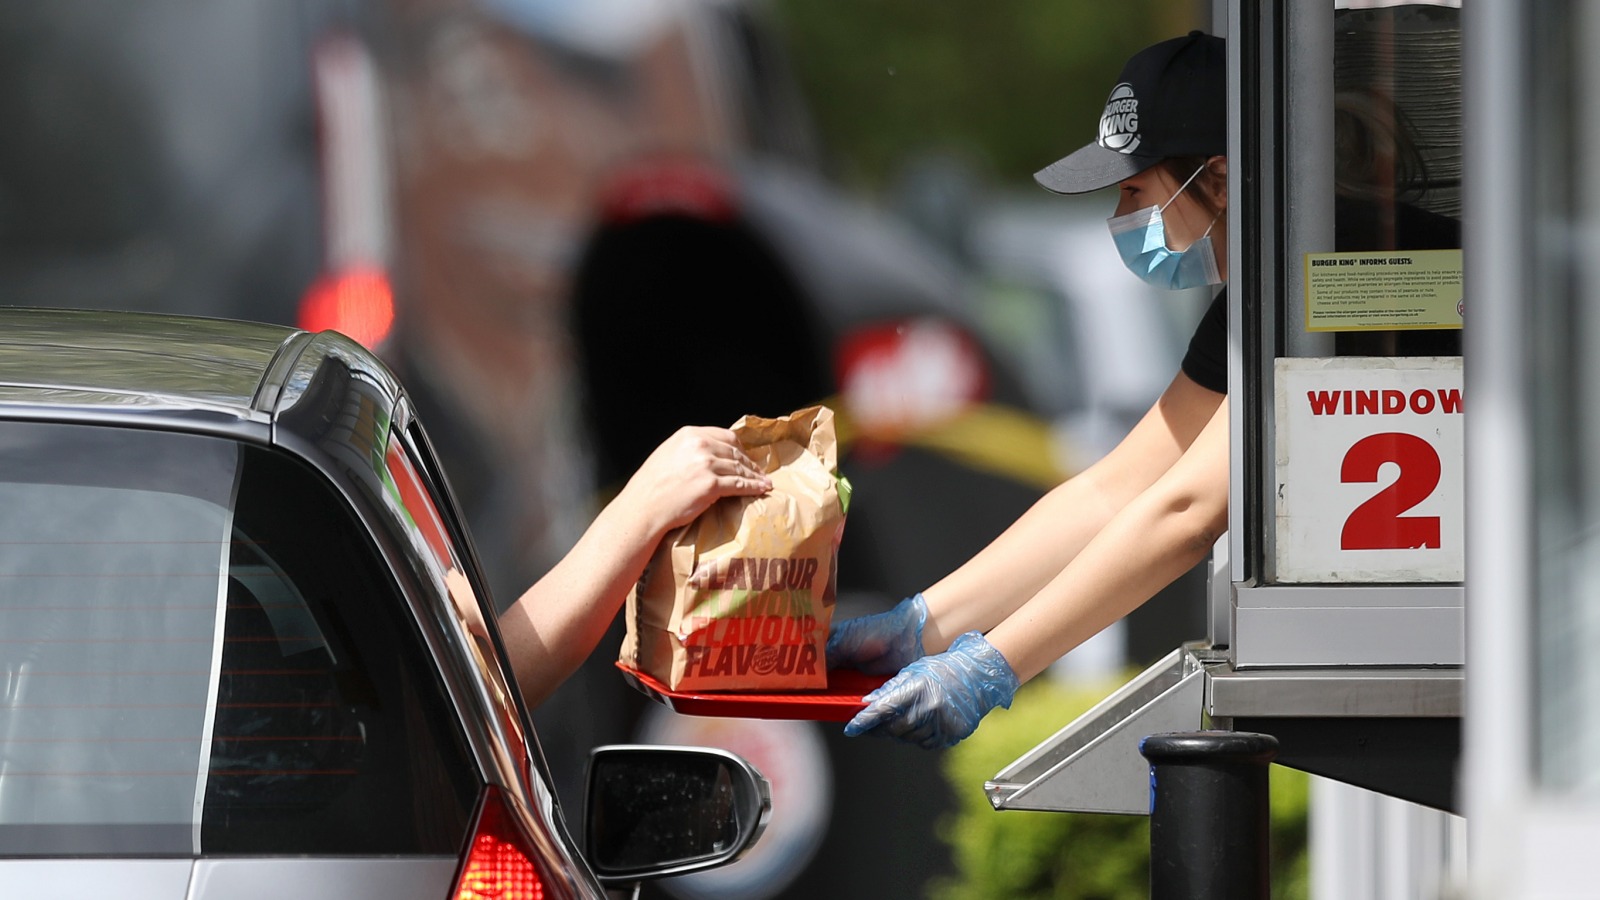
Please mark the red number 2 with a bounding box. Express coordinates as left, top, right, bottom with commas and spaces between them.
1340, 433, 1442, 550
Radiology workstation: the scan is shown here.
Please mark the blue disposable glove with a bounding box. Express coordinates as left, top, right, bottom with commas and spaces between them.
826, 592, 928, 674
843, 631, 1019, 749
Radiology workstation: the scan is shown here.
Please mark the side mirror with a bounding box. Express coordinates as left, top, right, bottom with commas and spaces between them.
582, 744, 770, 886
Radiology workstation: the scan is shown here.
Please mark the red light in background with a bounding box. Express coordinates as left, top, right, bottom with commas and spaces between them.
298, 265, 395, 348
597, 158, 737, 225
451, 787, 547, 900
835, 318, 988, 440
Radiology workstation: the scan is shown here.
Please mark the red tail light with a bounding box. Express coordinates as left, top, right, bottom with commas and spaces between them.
451, 786, 547, 900
298, 265, 396, 348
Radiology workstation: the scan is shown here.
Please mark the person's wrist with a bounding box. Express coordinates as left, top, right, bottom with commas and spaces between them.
597, 483, 674, 555
950, 631, 1020, 710
904, 592, 929, 659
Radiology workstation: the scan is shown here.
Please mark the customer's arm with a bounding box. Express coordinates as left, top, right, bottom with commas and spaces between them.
498, 426, 770, 707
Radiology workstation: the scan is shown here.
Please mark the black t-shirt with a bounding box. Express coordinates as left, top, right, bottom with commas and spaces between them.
1180, 289, 1228, 394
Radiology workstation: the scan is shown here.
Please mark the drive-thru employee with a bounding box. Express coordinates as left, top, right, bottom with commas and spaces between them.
829, 31, 1234, 749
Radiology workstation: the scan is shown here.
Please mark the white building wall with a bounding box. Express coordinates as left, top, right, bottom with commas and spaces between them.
1311, 777, 1468, 900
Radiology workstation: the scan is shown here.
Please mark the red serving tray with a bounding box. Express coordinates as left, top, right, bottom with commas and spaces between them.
616, 662, 888, 722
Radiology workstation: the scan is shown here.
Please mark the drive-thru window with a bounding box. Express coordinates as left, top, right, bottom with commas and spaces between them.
985, 0, 1467, 873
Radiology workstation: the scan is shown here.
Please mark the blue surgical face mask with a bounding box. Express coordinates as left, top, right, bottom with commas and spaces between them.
1107, 164, 1223, 290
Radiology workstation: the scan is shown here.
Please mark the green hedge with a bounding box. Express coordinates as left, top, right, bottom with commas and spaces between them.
932, 676, 1309, 900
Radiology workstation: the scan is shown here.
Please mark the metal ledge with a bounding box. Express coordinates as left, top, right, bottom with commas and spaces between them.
1232, 585, 1465, 667
985, 648, 1207, 815
986, 644, 1464, 815
1208, 665, 1462, 718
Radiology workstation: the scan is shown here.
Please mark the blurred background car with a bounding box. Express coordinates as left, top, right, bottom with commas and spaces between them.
0, 0, 399, 331
0, 307, 768, 900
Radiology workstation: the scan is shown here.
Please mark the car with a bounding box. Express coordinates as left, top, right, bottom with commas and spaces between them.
0, 307, 768, 899
963, 194, 1199, 463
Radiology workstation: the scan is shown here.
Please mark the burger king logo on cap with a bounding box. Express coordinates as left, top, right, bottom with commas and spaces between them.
1098, 83, 1141, 154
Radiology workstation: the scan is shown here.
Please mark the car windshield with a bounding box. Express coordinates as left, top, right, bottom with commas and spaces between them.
0, 421, 476, 857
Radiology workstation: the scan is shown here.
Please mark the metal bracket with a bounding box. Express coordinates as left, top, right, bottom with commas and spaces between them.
985, 647, 1211, 815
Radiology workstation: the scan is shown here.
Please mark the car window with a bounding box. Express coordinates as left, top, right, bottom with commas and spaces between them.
382, 422, 542, 789
0, 422, 476, 857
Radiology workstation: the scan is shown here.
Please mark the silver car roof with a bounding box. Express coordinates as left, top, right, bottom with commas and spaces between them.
0, 307, 402, 426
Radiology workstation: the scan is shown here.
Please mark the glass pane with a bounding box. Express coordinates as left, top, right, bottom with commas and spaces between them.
0, 424, 236, 854
203, 444, 477, 853
1331, 1, 1463, 357
1530, 0, 1600, 793
589, 752, 740, 871
0, 422, 477, 855
383, 426, 535, 789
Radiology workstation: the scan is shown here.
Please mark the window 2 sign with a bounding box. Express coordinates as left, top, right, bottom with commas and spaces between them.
1274, 357, 1464, 583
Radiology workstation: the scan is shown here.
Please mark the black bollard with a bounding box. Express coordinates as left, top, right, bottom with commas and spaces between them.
1139, 731, 1279, 900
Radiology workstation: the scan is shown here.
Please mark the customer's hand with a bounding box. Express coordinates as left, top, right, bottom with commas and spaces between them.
844, 631, 1019, 749
826, 593, 928, 674
617, 426, 771, 537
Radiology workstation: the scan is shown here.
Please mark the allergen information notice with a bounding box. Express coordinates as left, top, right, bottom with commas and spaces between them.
1304, 249, 1463, 332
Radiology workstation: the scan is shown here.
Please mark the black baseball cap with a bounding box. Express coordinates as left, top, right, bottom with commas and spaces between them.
1035, 31, 1225, 195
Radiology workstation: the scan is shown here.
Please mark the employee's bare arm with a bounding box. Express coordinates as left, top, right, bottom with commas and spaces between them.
918, 373, 1224, 653
985, 398, 1229, 682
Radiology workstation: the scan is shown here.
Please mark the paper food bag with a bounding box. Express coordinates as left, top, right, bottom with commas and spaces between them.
621, 406, 849, 691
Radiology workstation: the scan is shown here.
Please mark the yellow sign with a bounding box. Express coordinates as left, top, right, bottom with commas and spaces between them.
1304, 249, 1463, 332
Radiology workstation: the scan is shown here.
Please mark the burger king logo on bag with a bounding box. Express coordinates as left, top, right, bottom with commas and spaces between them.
1099, 83, 1141, 153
